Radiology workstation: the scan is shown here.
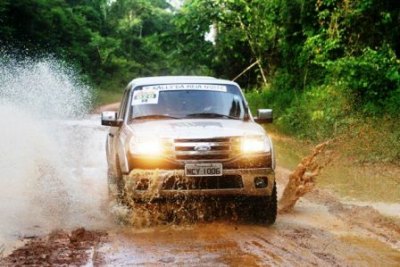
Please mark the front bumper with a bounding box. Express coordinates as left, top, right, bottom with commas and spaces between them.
127, 153, 272, 170
123, 168, 275, 200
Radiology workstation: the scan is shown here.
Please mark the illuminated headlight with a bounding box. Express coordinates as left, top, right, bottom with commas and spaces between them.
241, 136, 271, 154
129, 137, 163, 156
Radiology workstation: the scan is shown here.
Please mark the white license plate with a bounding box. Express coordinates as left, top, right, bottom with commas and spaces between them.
185, 163, 223, 177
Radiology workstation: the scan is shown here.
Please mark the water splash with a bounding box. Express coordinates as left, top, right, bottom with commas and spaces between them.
0, 56, 91, 118
0, 55, 109, 254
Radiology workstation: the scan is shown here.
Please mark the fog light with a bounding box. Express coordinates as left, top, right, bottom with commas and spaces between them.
254, 176, 268, 188
136, 179, 149, 191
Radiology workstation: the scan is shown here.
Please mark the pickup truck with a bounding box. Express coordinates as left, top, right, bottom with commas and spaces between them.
101, 76, 277, 224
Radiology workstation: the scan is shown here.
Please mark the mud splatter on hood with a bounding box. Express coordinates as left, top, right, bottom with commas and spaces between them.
126, 119, 266, 139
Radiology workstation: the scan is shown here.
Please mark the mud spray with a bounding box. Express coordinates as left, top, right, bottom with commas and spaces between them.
0, 55, 110, 254
279, 141, 331, 213
112, 170, 241, 227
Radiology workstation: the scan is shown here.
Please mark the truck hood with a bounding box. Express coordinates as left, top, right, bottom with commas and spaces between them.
126, 119, 266, 139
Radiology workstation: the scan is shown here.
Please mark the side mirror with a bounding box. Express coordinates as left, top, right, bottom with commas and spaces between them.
101, 111, 122, 127
254, 109, 273, 124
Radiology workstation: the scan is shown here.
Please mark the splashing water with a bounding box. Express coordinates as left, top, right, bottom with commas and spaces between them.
0, 56, 110, 254
0, 56, 91, 118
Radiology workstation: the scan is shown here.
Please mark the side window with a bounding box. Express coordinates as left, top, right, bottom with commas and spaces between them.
118, 89, 129, 120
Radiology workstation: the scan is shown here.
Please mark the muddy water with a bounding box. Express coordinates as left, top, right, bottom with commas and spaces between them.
99, 198, 400, 266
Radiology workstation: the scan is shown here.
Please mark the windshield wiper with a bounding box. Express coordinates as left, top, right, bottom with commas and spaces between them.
185, 112, 240, 120
132, 114, 180, 120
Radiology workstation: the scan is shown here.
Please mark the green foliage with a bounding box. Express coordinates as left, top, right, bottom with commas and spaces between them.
1, 0, 399, 161
0, 0, 214, 95
175, 0, 285, 86
240, 0, 400, 162
326, 47, 400, 115
247, 84, 351, 139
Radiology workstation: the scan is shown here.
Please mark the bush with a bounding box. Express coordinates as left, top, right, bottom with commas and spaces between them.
247, 84, 352, 140
326, 47, 400, 116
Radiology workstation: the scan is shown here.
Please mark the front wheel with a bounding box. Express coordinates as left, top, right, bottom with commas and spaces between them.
251, 182, 277, 225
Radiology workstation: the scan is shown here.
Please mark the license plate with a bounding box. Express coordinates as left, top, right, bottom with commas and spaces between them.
185, 163, 223, 177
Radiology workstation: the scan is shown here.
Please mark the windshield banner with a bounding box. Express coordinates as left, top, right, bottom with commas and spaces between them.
132, 84, 227, 105
143, 84, 227, 92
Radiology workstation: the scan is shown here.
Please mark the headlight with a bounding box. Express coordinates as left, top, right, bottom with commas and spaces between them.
241, 135, 271, 154
129, 137, 163, 156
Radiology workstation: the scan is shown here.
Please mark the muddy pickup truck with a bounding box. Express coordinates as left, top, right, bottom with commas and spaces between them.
101, 76, 277, 224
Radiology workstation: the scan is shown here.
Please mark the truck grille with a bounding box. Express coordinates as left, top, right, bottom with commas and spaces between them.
162, 175, 243, 190
174, 137, 236, 161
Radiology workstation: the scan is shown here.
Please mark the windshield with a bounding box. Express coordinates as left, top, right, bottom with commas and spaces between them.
129, 84, 247, 120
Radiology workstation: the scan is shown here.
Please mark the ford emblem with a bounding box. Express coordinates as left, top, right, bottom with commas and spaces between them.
194, 145, 211, 151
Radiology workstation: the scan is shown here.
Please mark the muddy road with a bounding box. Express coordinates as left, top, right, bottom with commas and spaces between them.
1, 116, 399, 266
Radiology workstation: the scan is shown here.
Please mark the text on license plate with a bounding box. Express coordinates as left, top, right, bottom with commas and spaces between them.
185, 163, 223, 177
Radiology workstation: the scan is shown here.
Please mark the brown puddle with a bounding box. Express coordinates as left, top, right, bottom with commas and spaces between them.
100, 223, 267, 266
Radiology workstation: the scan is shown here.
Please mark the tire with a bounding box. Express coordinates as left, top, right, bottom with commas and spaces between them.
251, 182, 277, 225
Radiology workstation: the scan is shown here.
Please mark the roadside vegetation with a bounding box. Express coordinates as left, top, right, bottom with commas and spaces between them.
1, 0, 399, 165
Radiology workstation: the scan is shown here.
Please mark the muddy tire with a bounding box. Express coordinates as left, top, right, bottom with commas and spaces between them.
251, 182, 277, 225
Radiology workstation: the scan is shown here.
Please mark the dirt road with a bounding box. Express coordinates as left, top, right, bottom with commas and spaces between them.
98, 176, 400, 266
1, 116, 399, 266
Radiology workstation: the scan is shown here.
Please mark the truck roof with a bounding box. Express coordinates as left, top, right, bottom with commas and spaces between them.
128, 76, 239, 88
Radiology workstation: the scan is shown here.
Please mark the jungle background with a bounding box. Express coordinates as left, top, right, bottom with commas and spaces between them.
1, 0, 399, 165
